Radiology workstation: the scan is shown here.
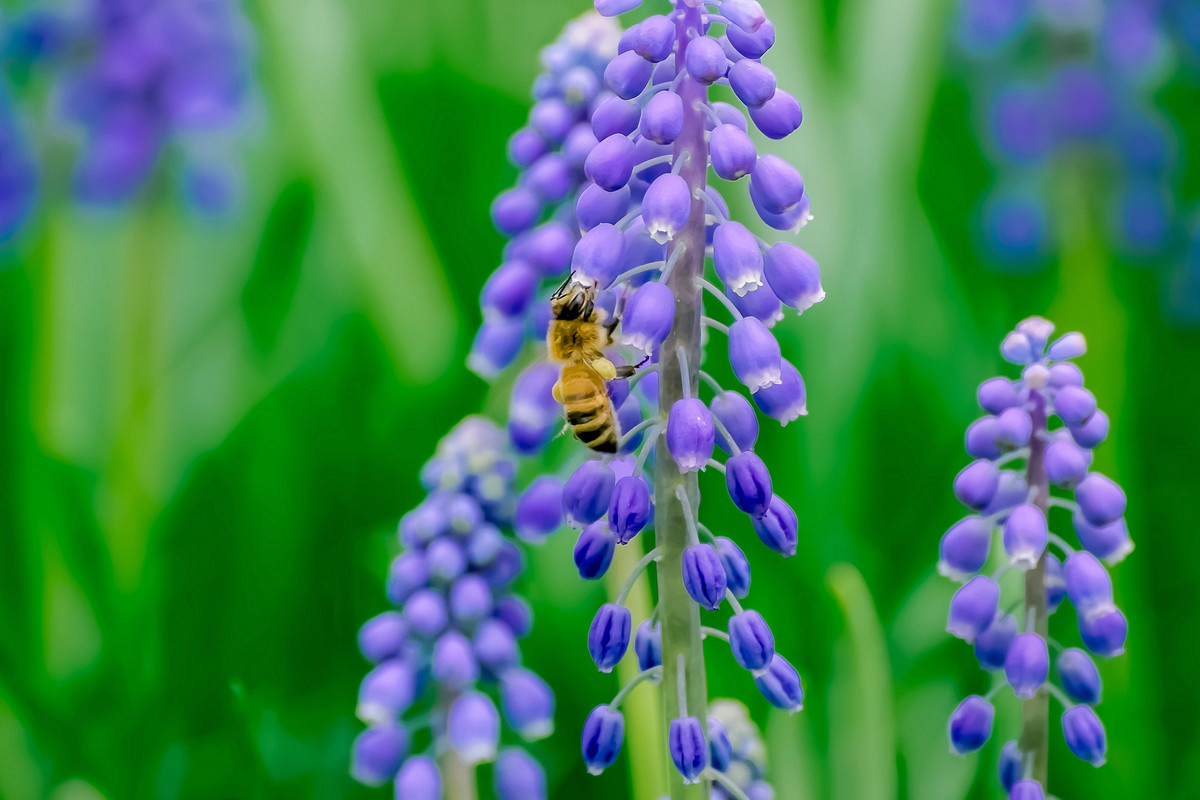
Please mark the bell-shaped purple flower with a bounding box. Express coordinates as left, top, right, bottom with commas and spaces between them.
715, 536, 752, 597
475, 618, 520, 674
763, 242, 824, 313
491, 186, 542, 235
1048, 362, 1084, 388
683, 544, 728, 610
748, 155, 803, 214
1070, 409, 1110, 448
634, 619, 663, 670
1064, 551, 1113, 614
730, 282, 785, 326
640, 90, 685, 145
711, 390, 759, 453
495, 748, 547, 800
729, 610, 775, 672
1079, 605, 1127, 657
621, 281, 675, 355
530, 99, 575, 143
358, 611, 407, 664
669, 716, 708, 783
729, 59, 777, 107
995, 407, 1032, 448
977, 377, 1021, 414
1073, 512, 1133, 565
954, 460, 1000, 510
948, 695, 994, 753
684, 36, 728, 84
727, 19, 775, 58
500, 668, 556, 740
404, 589, 448, 638
604, 50, 653, 99
432, 631, 479, 690
482, 262, 539, 319
667, 398, 716, 472
982, 470, 1028, 519
426, 539, 466, 583
1058, 647, 1102, 705
521, 221, 575, 277
1046, 553, 1066, 612
753, 359, 807, 424
358, 659, 418, 724
514, 477, 563, 542
1045, 439, 1089, 487
728, 317, 782, 392
643, 174, 691, 243
508, 364, 561, 454
609, 475, 653, 543
710, 123, 758, 180
1002, 504, 1047, 570
576, 182, 632, 231
938, 516, 991, 581
725, 451, 774, 517
1055, 385, 1098, 428
449, 574, 493, 624
998, 740, 1021, 792
632, 15, 675, 61
351, 725, 409, 786
395, 755, 440, 799
563, 460, 617, 528
708, 716, 733, 772
509, 127, 547, 167
714, 222, 766, 296
1062, 705, 1107, 766
581, 704, 625, 774
1076, 473, 1126, 527
724, 0, 767, 31
749, 89, 802, 139
752, 494, 798, 556
947, 576, 1000, 643
572, 222, 627, 288
1011, 780, 1045, 800
585, 134, 637, 194
575, 522, 617, 580
974, 613, 1017, 670
965, 416, 1003, 460
526, 153, 572, 202
468, 318, 526, 378
592, 95, 641, 139
1004, 633, 1048, 699
754, 654, 804, 712
448, 691, 500, 764
589, 602, 632, 672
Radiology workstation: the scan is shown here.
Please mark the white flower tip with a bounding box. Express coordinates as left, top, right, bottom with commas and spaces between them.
1103, 539, 1135, 565
520, 721, 555, 740
648, 227, 673, 245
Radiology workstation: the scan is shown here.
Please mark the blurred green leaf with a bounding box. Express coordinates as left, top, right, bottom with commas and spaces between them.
242, 181, 315, 354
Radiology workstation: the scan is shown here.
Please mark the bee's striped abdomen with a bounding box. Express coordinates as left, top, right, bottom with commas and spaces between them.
559, 365, 619, 453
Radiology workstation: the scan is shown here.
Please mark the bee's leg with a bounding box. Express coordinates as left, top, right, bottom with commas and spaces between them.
612, 354, 650, 379
591, 357, 618, 381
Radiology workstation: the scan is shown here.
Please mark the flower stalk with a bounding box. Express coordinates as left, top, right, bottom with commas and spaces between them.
1020, 390, 1050, 785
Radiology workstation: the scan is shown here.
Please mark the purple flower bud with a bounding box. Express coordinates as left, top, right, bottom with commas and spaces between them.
495, 748, 547, 800
395, 755, 440, 800
749, 89, 802, 139
1064, 551, 1113, 614
571, 222, 627, 288
500, 668, 556, 740
1070, 409, 1109, 449
596, 0, 643, 17
486, 543, 524, 588
482, 262, 539, 319
468, 318, 526, 378
974, 613, 1017, 670
981, 470, 1028, 519
521, 221, 575, 277
475, 618, 520, 674
432, 631, 479, 690
592, 95, 642, 139
1000, 332, 1033, 364
610, 475, 653, 543
585, 134, 638, 193
577, 182, 632, 231
589, 602, 632, 672
711, 101, 748, 130
531, 98, 576, 143
683, 544, 728, 610
426, 539, 466, 583
1073, 512, 1133, 565
753, 359, 807, 423
621, 285, 674, 360
947, 576, 1000, 642
712, 391, 759, 453
405, 589, 448, 638
634, 619, 663, 670
640, 90, 685, 145
754, 654, 804, 711
605, 50, 654, 99
667, 398, 716, 472
448, 691, 500, 764
1076, 473, 1126, 527
752, 494, 798, 556
563, 123, 599, 169
726, 451, 774, 517
495, 596, 532, 639
729, 610, 775, 672
1002, 504, 1047, 570
729, 59, 777, 107
582, 704, 625, 774
564, 461, 617, 528
714, 221, 765, 296
633, 15, 675, 61
358, 612, 407, 663
1062, 705, 1107, 766
684, 35, 728, 85
1048, 332, 1086, 359
1055, 386, 1097, 428
514, 477, 563, 542
1004, 633, 1048, 699
1048, 361, 1084, 388
727, 19, 775, 58
358, 660, 417, 723
715, 536, 752, 598
954, 460, 1000, 511
1046, 553, 1066, 612
509, 127, 547, 167
710, 123, 758, 180
762, 243, 824, 313
964, 416, 1003, 460
995, 407, 1032, 448
1058, 647, 1102, 705
977, 377, 1021, 414
669, 716, 709, 783
491, 186, 542, 236
352, 724, 409, 786
1079, 605, 1127, 657
386, 553, 428, 605
450, 574, 493, 624
525, 153, 572, 202
643, 173, 691, 242
708, 716, 733, 772
575, 522, 617, 580
999, 740, 1021, 792
948, 695, 994, 753
938, 517, 992, 580
1011, 780, 1045, 800
729, 319, 782, 393
730, 283, 785, 326
1045, 439, 1089, 487
748, 155, 803, 214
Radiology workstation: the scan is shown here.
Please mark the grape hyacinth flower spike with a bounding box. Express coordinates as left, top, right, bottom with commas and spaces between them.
352, 418, 553, 798
941, 318, 1131, 794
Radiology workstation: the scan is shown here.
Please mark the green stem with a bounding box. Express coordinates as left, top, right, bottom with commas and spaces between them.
439, 747, 477, 800
1020, 392, 1050, 787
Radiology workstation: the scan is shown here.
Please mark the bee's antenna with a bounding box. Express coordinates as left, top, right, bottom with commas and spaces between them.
552, 271, 576, 298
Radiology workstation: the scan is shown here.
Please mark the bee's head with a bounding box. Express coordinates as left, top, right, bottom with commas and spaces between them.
551, 274, 596, 321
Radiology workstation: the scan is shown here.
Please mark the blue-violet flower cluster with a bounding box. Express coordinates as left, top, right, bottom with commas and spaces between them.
942, 317, 1130, 795
353, 418, 554, 799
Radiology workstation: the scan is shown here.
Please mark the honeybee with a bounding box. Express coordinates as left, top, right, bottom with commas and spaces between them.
547, 277, 639, 454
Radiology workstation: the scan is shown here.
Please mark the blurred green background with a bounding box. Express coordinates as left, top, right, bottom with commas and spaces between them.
1, 0, 1197, 798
